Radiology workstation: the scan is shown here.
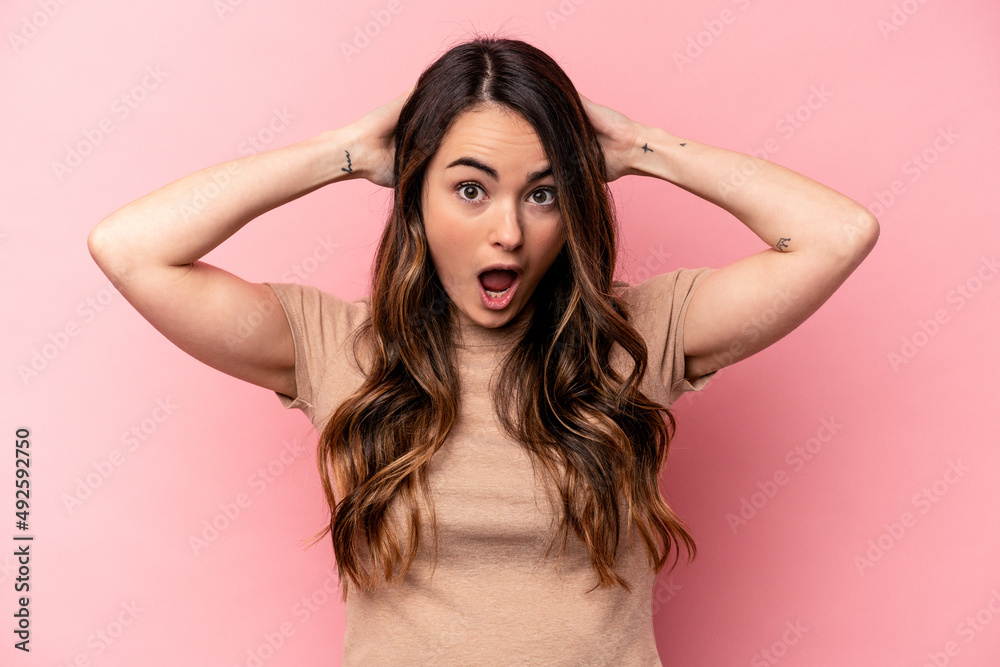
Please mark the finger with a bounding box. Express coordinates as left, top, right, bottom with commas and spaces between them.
579, 95, 608, 127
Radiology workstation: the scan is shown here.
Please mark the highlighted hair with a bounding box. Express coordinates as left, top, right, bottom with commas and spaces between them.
313, 35, 695, 600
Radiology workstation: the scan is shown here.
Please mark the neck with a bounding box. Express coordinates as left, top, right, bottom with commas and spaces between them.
452, 300, 535, 348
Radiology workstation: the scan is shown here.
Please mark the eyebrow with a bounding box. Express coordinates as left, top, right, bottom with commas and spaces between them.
445, 156, 552, 184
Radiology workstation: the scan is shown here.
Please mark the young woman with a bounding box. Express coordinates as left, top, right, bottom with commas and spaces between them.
88, 37, 877, 665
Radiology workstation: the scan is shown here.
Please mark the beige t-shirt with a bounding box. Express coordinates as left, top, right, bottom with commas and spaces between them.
265, 267, 715, 666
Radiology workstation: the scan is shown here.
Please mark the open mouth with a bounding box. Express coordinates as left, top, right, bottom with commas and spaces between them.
478, 269, 520, 310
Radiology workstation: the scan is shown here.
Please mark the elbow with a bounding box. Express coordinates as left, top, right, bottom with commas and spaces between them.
835, 207, 879, 264
87, 222, 106, 265
855, 208, 880, 256
87, 220, 113, 273
87, 217, 129, 286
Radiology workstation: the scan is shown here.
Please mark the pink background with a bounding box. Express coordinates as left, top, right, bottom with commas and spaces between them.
3, 0, 999, 665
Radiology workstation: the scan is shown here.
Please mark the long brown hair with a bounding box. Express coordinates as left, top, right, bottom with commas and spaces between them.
315, 35, 695, 601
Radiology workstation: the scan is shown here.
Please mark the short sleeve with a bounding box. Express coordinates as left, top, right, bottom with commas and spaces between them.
264, 282, 370, 428
616, 267, 718, 407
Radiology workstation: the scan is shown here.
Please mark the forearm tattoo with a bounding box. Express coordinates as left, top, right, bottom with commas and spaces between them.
776, 237, 791, 252
641, 143, 653, 153
342, 150, 353, 173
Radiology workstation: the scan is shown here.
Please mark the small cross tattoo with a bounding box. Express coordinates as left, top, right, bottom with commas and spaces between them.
641, 143, 653, 153
679, 143, 687, 147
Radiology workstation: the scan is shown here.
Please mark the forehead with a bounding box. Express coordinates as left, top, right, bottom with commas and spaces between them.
433, 105, 548, 169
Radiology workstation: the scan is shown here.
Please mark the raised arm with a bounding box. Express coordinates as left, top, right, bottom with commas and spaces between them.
583, 96, 879, 381
87, 88, 409, 398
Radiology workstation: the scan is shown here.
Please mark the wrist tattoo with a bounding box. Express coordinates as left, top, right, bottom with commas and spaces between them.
641, 143, 653, 153
342, 150, 353, 173
679, 142, 687, 147
776, 237, 790, 252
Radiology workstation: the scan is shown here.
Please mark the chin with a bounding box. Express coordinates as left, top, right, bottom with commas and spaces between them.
472, 309, 513, 328
462, 301, 519, 328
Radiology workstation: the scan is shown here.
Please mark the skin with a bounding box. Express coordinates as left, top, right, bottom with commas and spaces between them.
420, 104, 566, 330
580, 95, 878, 381
88, 83, 877, 401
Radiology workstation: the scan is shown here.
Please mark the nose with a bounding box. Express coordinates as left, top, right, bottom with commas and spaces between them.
488, 198, 523, 250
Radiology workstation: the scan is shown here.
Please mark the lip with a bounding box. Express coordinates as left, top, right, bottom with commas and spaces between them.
477, 264, 522, 311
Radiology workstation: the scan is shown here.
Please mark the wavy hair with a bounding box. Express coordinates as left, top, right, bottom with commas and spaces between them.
314, 35, 695, 601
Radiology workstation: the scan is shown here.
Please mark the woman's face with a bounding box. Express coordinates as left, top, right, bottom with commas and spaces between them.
421, 104, 567, 330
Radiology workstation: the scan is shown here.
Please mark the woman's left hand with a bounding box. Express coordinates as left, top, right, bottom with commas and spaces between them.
580, 95, 645, 182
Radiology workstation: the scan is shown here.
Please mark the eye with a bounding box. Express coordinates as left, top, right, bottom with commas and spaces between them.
457, 182, 485, 203
530, 187, 557, 206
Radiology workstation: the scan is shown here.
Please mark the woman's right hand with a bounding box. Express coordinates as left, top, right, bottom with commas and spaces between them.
346, 85, 414, 188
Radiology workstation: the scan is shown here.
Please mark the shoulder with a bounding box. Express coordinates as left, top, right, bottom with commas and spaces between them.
265, 282, 371, 333
262, 282, 373, 423
612, 267, 719, 401
264, 281, 373, 375
613, 267, 716, 325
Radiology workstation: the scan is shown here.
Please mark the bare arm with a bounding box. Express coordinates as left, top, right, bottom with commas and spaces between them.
88, 89, 409, 398
583, 96, 879, 380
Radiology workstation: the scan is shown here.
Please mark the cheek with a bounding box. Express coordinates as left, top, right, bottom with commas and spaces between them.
423, 203, 467, 280
425, 227, 450, 279
535, 221, 567, 262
